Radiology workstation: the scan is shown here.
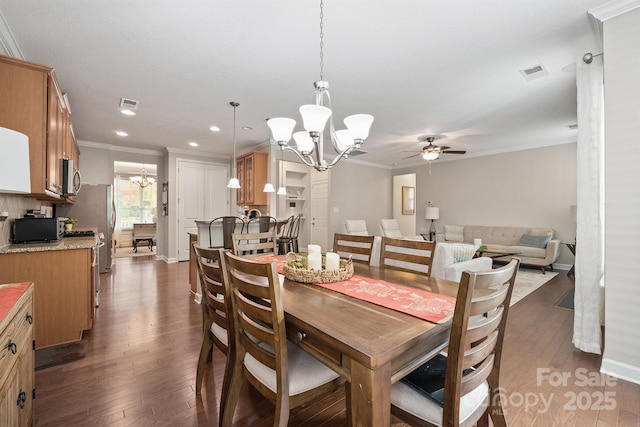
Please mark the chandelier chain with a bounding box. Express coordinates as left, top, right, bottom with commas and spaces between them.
319, 0, 324, 81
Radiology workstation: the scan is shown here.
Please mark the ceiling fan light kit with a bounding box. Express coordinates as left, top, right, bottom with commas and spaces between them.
267, 0, 373, 172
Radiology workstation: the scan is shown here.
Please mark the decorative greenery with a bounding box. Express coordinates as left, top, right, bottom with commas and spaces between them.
64, 217, 78, 225
477, 244, 487, 253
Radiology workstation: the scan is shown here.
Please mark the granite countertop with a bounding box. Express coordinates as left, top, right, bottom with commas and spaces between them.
0, 235, 100, 254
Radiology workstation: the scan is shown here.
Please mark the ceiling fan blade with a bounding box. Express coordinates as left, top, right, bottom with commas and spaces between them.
438, 146, 450, 151
441, 150, 466, 154
402, 153, 423, 159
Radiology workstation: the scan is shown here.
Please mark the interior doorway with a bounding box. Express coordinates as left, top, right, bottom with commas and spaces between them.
113, 161, 158, 258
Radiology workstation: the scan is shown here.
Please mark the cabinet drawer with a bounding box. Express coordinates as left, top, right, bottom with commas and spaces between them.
0, 291, 33, 391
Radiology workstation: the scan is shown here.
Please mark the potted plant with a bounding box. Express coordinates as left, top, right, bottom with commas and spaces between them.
64, 217, 77, 232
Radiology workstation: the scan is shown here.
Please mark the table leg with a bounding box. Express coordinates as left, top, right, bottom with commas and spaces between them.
349, 361, 391, 427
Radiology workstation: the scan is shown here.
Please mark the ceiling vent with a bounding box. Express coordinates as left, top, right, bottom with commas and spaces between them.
519, 63, 549, 81
119, 97, 140, 110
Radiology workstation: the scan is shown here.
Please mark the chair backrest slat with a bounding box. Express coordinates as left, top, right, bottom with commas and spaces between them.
231, 230, 278, 256
209, 216, 245, 249
379, 237, 435, 276
332, 233, 376, 264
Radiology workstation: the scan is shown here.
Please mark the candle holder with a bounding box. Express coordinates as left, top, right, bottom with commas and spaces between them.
283, 252, 353, 284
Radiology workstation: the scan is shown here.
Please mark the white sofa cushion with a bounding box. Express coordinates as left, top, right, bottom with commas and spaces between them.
344, 219, 369, 236
444, 225, 464, 242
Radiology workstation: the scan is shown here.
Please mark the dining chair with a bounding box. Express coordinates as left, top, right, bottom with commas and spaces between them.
379, 237, 436, 276
231, 229, 278, 256
277, 213, 302, 254
390, 258, 520, 427
191, 243, 234, 423
344, 219, 369, 236
208, 216, 245, 249
221, 251, 343, 427
333, 232, 376, 264
379, 218, 404, 238
247, 215, 277, 233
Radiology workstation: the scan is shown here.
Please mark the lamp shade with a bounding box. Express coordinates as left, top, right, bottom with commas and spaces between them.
227, 177, 240, 189
299, 104, 331, 133
267, 117, 296, 143
277, 186, 287, 195
0, 127, 31, 194
422, 151, 439, 161
263, 183, 275, 193
344, 114, 374, 140
334, 129, 354, 151
293, 131, 314, 154
425, 206, 439, 220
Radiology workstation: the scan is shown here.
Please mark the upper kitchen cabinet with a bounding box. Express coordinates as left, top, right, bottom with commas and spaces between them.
236, 151, 268, 206
0, 55, 76, 200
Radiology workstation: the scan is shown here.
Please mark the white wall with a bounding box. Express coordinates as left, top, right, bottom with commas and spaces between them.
329, 160, 393, 239
392, 174, 417, 236
600, 6, 640, 385
394, 143, 578, 267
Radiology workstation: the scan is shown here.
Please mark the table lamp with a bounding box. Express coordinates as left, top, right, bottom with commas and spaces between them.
425, 206, 439, 241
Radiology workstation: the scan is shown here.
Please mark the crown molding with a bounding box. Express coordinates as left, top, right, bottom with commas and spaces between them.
78, 140, 163, 156
589, 0, 640, 22
0, 11, 24, 58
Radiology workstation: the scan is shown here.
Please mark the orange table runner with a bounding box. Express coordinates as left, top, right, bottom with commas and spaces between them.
251, 255, 455, 324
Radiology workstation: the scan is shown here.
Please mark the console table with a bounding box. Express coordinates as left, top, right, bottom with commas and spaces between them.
564, 242, 576, 278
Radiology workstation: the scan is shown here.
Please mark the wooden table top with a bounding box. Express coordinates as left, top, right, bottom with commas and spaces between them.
281, 263, 459, 371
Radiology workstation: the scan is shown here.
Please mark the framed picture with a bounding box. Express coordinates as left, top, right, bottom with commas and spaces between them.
402, 186, 415, 215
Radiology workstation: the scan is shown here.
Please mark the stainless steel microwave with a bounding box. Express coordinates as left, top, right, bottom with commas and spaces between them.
12, 217, 62, 243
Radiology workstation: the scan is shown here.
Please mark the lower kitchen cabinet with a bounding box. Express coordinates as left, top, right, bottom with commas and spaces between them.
0, 282, 35, 426
0, 248, 94, 349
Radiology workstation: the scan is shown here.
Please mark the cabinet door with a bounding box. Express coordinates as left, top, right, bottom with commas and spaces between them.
244, 155, 254, 204
236, 158, 245, 204
46, 75, 64, 195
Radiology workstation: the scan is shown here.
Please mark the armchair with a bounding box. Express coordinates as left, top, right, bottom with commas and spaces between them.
344, 219, 369, 236
431, 242, 492, 282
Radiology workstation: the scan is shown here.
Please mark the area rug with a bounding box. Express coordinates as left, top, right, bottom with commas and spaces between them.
556, 286, 575, 310
113, 247, 155, 258
510, 270, 558, 306
35, 340, 88, 370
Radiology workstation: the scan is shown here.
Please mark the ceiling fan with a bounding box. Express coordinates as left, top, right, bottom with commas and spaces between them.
403, 136, 466, 161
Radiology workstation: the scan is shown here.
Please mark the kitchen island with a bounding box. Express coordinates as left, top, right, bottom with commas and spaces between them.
0, 235, 99, 349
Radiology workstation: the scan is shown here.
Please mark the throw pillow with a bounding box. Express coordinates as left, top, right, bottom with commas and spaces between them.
444, 225, 464, 242
529, 228, 553, 237
519, 234, 551, 248
450, 243, 476, 262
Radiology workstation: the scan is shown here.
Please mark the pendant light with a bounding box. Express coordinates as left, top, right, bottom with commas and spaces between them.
227, 101, 241, 189
276, 145, 287, 195
263, 119, 276, 193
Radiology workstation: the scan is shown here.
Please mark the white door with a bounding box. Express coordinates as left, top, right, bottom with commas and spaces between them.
310, 169, 330, 252
177, 160, 229, 261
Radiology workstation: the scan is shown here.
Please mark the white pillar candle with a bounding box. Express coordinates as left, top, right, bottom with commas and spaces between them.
307, 244, 321, 255
474, 238, 482, 247
325, 252, 340, 271
307, 252, 322, 271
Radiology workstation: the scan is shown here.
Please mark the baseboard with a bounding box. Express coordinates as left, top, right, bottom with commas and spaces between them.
554, 263, 570, 271
601, 358, 640, 386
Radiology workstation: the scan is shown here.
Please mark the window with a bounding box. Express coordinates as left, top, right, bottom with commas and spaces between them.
114, 175, 157, 231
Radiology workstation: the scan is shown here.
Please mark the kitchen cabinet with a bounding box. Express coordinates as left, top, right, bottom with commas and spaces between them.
0, 282, 35, 427
236, 151, 268, 206
0, 246, 94, 349
0, 55, 76, 200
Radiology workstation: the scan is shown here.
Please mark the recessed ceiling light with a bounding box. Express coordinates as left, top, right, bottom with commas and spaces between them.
115, 131, 128, 137
189, 142, 199, 147
209, 126, 220, 132
120, 109, 136, 116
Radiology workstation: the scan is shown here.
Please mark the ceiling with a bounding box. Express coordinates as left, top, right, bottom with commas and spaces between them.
0, 1, 608, 169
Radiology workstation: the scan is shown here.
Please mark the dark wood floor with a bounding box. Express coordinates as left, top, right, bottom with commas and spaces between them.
34, 258, 640, 426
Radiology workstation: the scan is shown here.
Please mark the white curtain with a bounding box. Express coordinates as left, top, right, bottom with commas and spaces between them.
573, 55, 604, 354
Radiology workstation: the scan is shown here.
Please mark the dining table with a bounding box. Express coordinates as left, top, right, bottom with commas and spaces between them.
279, 260, 461, 427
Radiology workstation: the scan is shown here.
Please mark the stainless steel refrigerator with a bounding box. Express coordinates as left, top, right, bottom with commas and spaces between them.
57, 184, 115, 273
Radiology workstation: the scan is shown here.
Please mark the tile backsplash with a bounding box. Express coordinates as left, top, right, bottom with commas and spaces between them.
0, 194, 47, 247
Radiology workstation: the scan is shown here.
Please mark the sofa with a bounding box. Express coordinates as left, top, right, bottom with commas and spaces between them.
439, 225, 560, 273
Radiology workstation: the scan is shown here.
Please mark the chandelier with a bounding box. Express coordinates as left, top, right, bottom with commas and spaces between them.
267, 0, 374, 172
130, 165, 155, 188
